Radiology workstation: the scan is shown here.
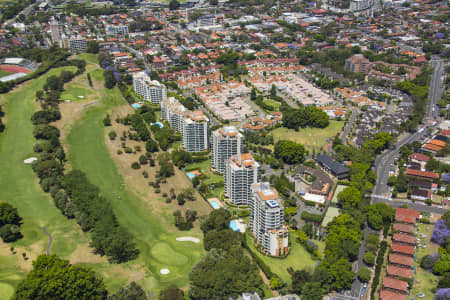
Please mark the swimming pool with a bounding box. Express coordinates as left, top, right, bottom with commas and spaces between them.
153, 122, 163, 128
210, 200, 220, 209
187, 172, 197, 179
230, 220, 240, 232
132, 103, 142, 109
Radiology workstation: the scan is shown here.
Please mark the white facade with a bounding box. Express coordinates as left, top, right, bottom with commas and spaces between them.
49, 19, 63, 46
211, 126, 243, 174
133, 72, 167, 104
250, 182, 289, 256
182, 112, 209, 153
68, 37, 87, 53
225, 153, 259, 205
105, 25, 129, 36
161, 97, 187, 132
161, 98, 209, 152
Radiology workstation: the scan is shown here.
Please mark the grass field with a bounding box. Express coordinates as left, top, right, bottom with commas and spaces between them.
66, 85, 209, 294
410, 224, 439, 300
60, 84, 95, 102
263, 99, 281, 111
245, 231, 324, 283
271, 121, 344, 152
185, 159, 224, 199
0, 70, 12, 77
0, 67, 93, 298
331, 185, 346, 205
322, 207, 340, 227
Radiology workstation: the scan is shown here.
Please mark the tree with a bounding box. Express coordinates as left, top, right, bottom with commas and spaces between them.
0, 224, 22, 242
103, 70, 116, 89
363, 252, 376, 266
0, 202, 22, 227
204, 229, 242, 251
301, 282, 324, 300
358, 267, 371, 282
200, 209, 231, 233
337, 186, 361, 209
270, 84, 277, 97
14, 255, 107, 300
87, 41, 99, 54
109, 282, 147, 300
160, 285, 183, 300
169, 0, 180, 10
274, 140, 305, 164
251, 88, 257, 100
291, 269, 311, 295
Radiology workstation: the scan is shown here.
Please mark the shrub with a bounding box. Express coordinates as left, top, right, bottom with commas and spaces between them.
421, 253, 440, 270
108, 131, 117, 140
131, 162, 141, 170
117, 149, 122, 155
135, 145, 141, 152
142, 171, 149, 178
139, 155, 148, 165
301, 211, 323, 223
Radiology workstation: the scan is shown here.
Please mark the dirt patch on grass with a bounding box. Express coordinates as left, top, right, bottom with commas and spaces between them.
104, 106, 212, 232
69, 243, 108, 265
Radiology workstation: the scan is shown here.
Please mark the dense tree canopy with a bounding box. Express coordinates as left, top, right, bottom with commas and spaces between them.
109, 282, 147, 300
274, 140, 305, 164
14, 255, 107, 300
337, 186, 361, 209
282, 106, 330, 130
189, 248, 264, 299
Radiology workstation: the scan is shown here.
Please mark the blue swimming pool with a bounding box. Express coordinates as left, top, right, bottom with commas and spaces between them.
187, 172, 197, 179
132, 103, 142, 109
230, 220, 240, 232
154, 122, 163, 128
210, 200, 220, 209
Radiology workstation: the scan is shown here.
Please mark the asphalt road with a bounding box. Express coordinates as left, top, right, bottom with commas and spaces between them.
342, 107, 359, 145
427, 57, 445, 120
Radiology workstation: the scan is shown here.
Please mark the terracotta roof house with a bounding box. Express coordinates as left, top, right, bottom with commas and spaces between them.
406, 169, 440, 180
389, 254, 413, 267
380, 290, 407, 300
382, 277, 408, 293
391, 243, 414, 256
396, 208, 420, 220
386, 265, 412, 279
409, 153, 430, 162
393, 223, 415, 235
393, 233, 416, 245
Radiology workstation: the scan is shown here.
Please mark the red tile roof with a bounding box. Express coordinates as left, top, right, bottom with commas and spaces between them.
391, 243, 414, 256
380, 290, 407, 300
389, 254, 413, 267
396, 208, 420, 220
393, 223, 415, 234
383, 277, 408, 292
393, 233, 416, 245
387, 265, 412, 279
395, 214, 416, 224
409, 153, 430, 162
406, 168, 440, 179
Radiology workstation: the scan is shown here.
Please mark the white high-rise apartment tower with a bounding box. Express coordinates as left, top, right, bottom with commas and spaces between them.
250, 182, 289, 256
225, 153, 259, 205
133, 72, 167, 104
211, 126, 243, 174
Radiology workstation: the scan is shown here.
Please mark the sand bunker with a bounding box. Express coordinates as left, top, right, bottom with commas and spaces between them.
24, 157, 37, 164
176, 237, 200, 243
160, 268, 170, 275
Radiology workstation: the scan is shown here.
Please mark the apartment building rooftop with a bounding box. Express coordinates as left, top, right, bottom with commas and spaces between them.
231, 153, 258, 168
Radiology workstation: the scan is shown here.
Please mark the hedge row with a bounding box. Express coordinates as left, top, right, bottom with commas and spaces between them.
370, 240, 388, 299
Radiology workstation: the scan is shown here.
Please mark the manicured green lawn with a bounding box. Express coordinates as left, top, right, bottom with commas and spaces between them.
263, 99, 281, 111
66, 87, 206, 294
411, 224, 439, 300
76, 53, 99, 65
89, 69, 104, 82
0, 67, 88, 297
271, 121, 344, 152
245, 231, 324, 283
60, 84, 94, 102
0, 69, 12, 77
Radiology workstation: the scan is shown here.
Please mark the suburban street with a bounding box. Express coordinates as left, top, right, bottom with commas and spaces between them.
348, 54, 446, 300
428, 57, 445, 120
